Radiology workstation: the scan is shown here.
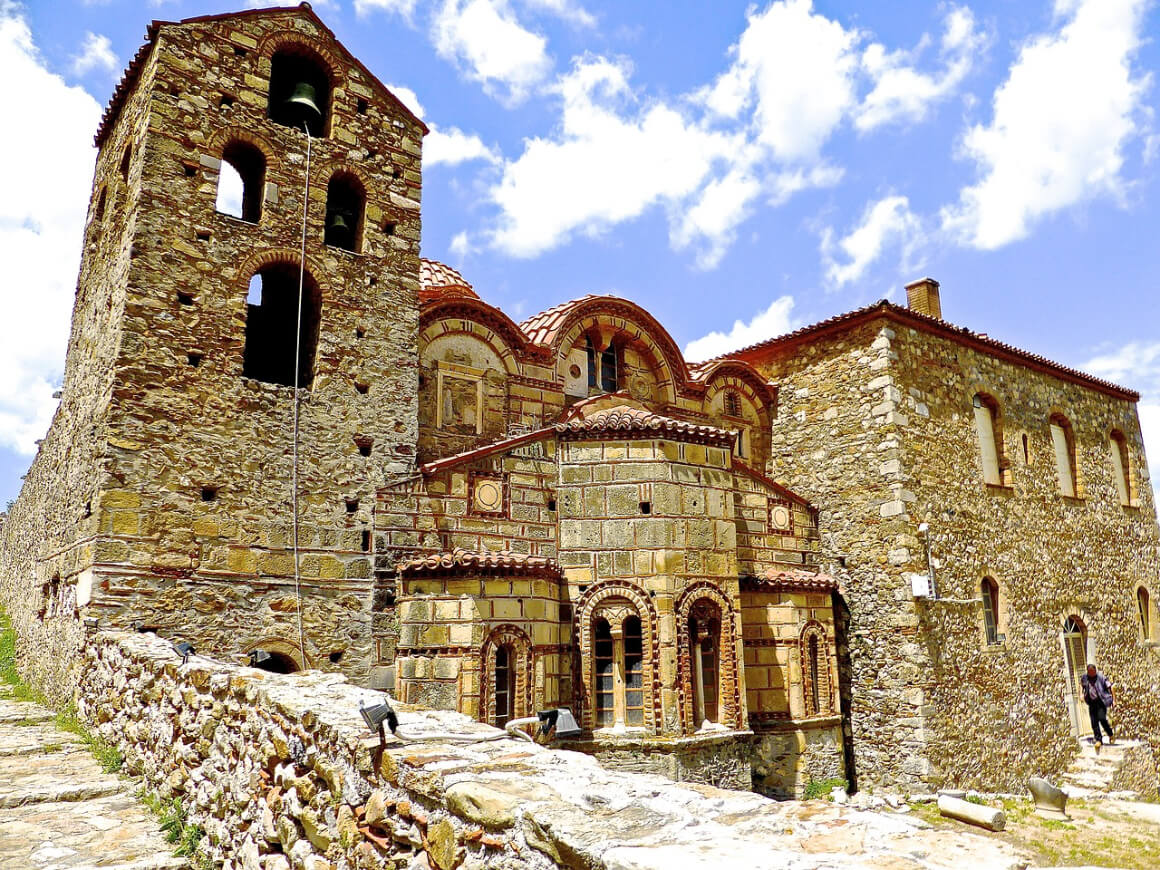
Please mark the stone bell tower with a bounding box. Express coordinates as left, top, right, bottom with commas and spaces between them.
63, 4, 425, 679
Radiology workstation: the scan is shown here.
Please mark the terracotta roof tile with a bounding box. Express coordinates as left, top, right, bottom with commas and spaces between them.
519, 295, 602, 346
722, 300, 1138, 402
554, 405, 736, 447
742, 569, 838, 592
398, 548, 560, 577
419, 259, 479, 304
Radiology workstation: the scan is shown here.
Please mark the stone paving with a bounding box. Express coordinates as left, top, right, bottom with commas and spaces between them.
0, 687, 186, 870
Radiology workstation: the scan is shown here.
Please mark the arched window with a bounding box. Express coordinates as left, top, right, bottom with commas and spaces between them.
267, 48, 331, 137
1110, 430, 1132, 506
808, 635, 820, 713
243, 263, 322, 388
972, 393, 1006, 486
249, 650, 300, 673
981, 577, 1000, 645
593, 618, 614, 727
493, 644, 514, 727
216, 141, 266, 223
119, 144, 132, 182
723, 391, 742, 418
585, 336, 619, 394
688, 604, 721, 727
1139, 588, 1152, 641
800, 623, 831, 718
1049, 414, 1079, 497
324, 172, 365, 252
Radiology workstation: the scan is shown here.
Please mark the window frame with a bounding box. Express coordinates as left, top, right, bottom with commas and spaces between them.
1049, 413, 1080, 498
981, 577, 1001, 646
972, 392, 1008, 487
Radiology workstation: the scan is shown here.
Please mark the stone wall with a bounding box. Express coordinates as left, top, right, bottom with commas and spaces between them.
751, 721, 845, 799
73, 630, 1032, 870
749, 318, 932, 790
0, 6, 427, 689
742, 308, 1160, 792
892, 320, 1160, 791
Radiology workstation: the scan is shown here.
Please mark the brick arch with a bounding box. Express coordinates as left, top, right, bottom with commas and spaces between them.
557, 313, 679, 406
207, 126, 278, 159
675, 582, 743, 732
573, 581, 660, 732
419, 319, 522, 376
235, 248, 330, 302
317, 160, 381, 204
258, 32, 344, 89
243, 635, 307, 670
799, 620, 833, 717
697, 361, 776, 412
480, 624, 533, 726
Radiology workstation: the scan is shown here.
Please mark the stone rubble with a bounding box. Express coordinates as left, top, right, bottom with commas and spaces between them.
70, 630, 1033, 869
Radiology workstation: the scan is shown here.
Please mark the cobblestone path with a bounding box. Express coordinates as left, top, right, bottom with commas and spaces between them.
0, 686, 186, 869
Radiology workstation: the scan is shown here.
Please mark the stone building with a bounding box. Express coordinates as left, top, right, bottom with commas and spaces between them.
0, 4, 1157, 798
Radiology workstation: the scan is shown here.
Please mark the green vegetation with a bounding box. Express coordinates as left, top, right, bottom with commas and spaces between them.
140, 791, 209, 866
964, 793, 985, 805
1, 606, 121, 772
803, 777, 848, 800
0, 609, 43, 704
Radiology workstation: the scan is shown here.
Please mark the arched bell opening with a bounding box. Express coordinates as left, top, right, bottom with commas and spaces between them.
324, 171, 365, 253
243, 262, 322, 388
267, 48, 331, 137
216, 140, 266, 223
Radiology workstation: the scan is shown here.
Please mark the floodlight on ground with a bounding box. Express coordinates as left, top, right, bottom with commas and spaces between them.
248, 649, 272, 668
537, 708, 581, 739
360, 698, 398, 747
172, 641, 196, 664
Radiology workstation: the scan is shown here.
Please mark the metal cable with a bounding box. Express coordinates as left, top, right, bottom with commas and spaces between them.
292, 123, 311, 667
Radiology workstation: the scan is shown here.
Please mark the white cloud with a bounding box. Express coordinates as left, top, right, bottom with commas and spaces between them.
71, 31, 116, 77
699, 0, 859, 162
353, 0, 417, 19
822, 195, 923, 287
432, 0, 552, 104
521, 0, 595, 28
484, 1, 974, 269
426, 125, 500, 166
856, 6, 984, 132
385, 82, 426, 118
0, 6, 100, 455
683, 296, 798, 362
449, 230, 477, 259
489, 56, 742, 257
1083, 342, 1160, 503
941, 0, 1151, 249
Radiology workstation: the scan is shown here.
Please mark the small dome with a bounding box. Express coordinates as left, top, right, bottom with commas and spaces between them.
419, 259, 478, 304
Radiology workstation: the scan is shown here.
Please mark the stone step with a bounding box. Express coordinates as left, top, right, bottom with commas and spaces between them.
0, 723, 86, 757
0, 702, 55, 725
0, 779, 125, 808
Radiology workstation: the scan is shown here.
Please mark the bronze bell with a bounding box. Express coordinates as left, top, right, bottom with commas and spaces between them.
284, 81, 322, 125
327, 211, 350, 234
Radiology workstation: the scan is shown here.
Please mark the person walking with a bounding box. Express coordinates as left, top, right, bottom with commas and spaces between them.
1080, 663, 1115, 746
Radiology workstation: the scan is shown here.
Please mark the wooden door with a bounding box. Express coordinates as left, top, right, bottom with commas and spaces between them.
1061, 617, 1091, 738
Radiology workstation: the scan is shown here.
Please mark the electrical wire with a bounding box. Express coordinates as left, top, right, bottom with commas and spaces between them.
291, 122, 311, 668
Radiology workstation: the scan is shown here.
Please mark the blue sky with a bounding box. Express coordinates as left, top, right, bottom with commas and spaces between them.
2, 0, 1159, 508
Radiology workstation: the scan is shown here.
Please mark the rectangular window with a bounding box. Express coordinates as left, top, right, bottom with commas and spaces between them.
594, 621, 614, 727
982, 581, 999, 645
624, 617, 644, 726
1110, 433, 1131, 506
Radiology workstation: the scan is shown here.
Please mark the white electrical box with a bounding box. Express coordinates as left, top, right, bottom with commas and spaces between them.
908, 572, 931, 598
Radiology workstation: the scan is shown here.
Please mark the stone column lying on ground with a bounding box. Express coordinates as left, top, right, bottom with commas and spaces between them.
937, 795, 1006, 831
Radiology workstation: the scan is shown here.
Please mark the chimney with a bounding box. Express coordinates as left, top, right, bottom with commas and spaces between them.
905, 277, 942, 320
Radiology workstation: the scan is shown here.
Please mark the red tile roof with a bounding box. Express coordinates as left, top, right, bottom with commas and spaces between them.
519, 295, 603, 347
554, 405, 736, 447
741, 569, 838, 592
398, 548, 560, 577
722, 300, 1139, 402
419, 259, 478, 304
95, 4, 427, 148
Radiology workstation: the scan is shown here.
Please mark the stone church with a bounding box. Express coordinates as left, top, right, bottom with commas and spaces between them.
1, 4, 1157, 799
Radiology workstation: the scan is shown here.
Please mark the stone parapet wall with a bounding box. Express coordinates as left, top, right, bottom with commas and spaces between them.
72, 630, 1032, 870
751, 720, 845, 799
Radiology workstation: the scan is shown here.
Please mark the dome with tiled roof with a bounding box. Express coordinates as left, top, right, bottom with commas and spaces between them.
419, 259, 479, 304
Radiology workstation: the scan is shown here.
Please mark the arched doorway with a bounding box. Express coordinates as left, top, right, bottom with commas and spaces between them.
1061, 615, 1091, 738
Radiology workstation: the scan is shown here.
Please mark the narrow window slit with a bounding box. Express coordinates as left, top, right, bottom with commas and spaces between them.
201, 486, 218, 502
187, 352, 203, 367
345, 497, 359, 514
177, 291, 195, 306
361, 529, 372, 552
